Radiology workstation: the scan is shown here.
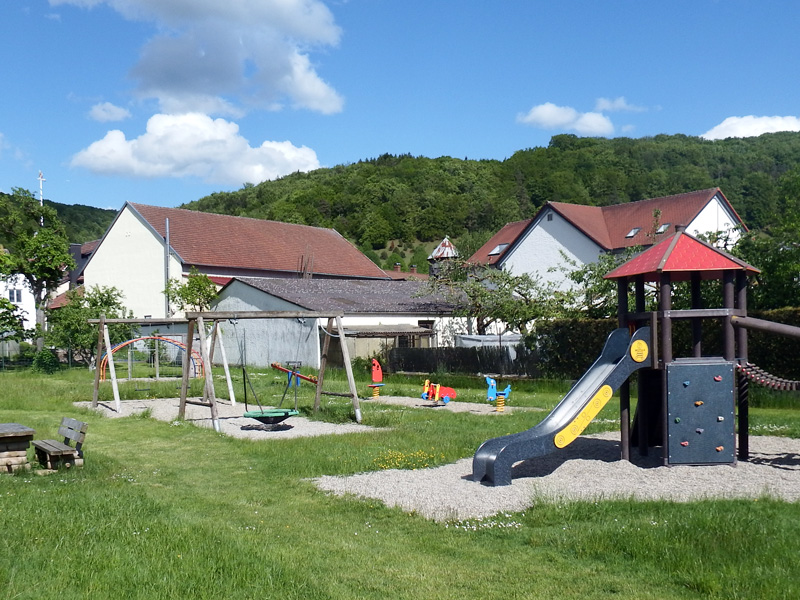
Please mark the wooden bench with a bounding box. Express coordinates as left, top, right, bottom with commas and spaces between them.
32, 418, 88, 470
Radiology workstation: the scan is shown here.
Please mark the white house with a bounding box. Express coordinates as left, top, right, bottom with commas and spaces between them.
81, 202, 390, 320
470, 188, 745, 288
211, 277, 457, 368
0, 275, 36, 356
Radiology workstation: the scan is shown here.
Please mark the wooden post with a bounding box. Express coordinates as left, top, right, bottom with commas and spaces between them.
91, 315, 106, 408
723, 271, 735, 361
196, 316, 221, 432
336, 316, 362, 424
660, 273, 672, 466
179, 318, 195, 419
314, 318, 334, 413
216, 321, 236, 406
104, 324, 121, 412
617, 277, 630, 461
736, 270, 749, 461
691, 272, 703, 357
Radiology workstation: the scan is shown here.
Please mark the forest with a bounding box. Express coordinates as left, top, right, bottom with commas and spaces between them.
184, 132, 800, 267
13, 131, 800, 265
0, 194, 116, 247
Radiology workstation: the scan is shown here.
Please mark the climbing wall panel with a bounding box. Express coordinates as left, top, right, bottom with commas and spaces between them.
666, 359, 735, 465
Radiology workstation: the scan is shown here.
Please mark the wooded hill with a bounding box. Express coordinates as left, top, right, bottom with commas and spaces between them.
184, 132, 800, 263
25, 131, 800, 257
47, 201, 116, 244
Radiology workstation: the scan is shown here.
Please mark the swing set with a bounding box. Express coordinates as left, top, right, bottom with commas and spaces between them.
90, 311, 363, 433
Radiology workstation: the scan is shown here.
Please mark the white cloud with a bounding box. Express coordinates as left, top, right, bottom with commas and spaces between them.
70, 112, 320, 185
51, 0, 343, 115
701, 115, 800, 140
89, 102, 132, 122
595, 96, 645, 113
517, 102, 614, 136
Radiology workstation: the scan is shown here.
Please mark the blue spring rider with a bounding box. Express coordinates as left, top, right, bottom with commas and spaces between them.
486, 376, 511, 404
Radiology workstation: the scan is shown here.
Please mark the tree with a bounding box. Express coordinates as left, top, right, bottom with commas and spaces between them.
45, 285, 131, 364
0, 188, 75, 350
164, 267, 218, 313
0, 298, 27, 341
424, 259, 573, 335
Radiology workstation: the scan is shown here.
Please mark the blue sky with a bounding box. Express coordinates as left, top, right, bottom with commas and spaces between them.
2, 0, 799, 211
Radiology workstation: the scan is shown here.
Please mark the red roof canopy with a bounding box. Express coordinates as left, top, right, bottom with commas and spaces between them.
604, 231, 759, 282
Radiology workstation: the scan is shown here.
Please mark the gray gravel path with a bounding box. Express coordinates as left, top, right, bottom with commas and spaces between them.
315, 432, 800, 521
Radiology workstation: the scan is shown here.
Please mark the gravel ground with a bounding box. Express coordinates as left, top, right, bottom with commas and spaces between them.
78, 395, 800, 522
76, 397, 375, 440
315, 432, 800, 521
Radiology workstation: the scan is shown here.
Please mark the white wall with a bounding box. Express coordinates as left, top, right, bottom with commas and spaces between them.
1, 275, 36, 331
687, 195, 742, 245
502, 208, 603, 288
83, 206, 182, 318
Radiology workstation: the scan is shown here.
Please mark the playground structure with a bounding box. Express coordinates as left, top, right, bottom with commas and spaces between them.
485, 377, 511, 403
421, 379, 457, 404
90, 311, 364, 431
474, 228, 800, 486
98, 336, 205, 382
486, 376, 511, 413
367, 359, 385, 398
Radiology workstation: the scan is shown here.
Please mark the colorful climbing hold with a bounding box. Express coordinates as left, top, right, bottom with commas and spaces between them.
680, 441, 689, 447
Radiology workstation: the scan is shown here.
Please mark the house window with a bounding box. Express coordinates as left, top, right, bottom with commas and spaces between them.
625, 227, 641, 238
398, 335, 411, 348
8, 289, 21, 303
656, 223, 671, 234
546, 213, 553, 222
418, 320, 434, 330
488, 243, 508, 256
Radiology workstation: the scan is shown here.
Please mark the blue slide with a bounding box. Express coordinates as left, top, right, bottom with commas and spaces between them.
472, 327, 651, 486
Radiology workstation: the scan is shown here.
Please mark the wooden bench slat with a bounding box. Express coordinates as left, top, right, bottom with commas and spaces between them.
33, 439, 77, 456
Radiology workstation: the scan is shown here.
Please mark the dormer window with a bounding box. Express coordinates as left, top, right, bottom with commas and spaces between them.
488, 243, 508, 256
656, 223, 671, 234
625, 227, 641, 238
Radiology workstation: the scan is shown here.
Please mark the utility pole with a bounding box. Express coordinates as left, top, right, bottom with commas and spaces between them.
37, 170, 45, 226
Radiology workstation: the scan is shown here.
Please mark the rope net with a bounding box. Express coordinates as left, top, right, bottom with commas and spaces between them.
736, 362, 800, 391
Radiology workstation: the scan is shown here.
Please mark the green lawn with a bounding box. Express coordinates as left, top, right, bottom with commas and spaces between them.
2, 367, 800, 599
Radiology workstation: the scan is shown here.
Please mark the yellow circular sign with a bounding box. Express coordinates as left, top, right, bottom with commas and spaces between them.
630, 339, 649, 363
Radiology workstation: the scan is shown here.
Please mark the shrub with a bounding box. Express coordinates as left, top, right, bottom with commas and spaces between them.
32, 349, 61, 374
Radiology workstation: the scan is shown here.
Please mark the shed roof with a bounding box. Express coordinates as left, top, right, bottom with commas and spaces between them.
128, 203, 388, 279
226, 277, 455, 315
604, 231, 759, 282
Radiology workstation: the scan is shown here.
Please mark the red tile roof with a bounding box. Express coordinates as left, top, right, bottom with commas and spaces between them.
49, 285, 83, 309
469, 188, 744, 265
552, 188, 743, 251
469, 219, 532, 265
129, 203, 388, 279
604, 231, 759, 282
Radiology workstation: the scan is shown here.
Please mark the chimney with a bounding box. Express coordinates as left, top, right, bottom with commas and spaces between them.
393, 263, 402, 272
410, 264, 417, 274
675, 224, 686, 233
